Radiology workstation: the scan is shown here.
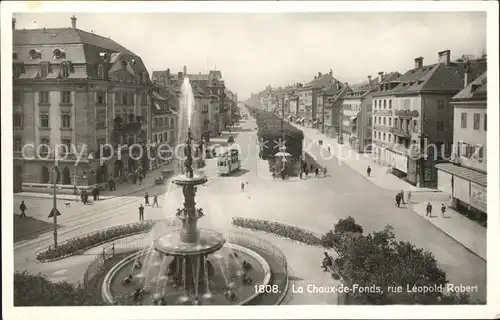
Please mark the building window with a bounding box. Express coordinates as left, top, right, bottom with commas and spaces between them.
53, 48, 66, 59
388, 100, 392, 109
460, 113, 467, 128
40, 138, 50, 156
473, 113, 480, 130
61, 114, 71, 128
115, 92, 122, 104
96, 109, 106, 129
368, 117, 372, 126
383, 100, 386, 109
40, 112, 49, 128
122, 92, 128, 105
141, 92, 147, 105
13, 113, 24, 128
39, 91, 50, 104
437, 99, 444, 110
97, 91, 106, 105
383, 117, 386, 125
129, 92, 135, 105
378, 132, 381, 140
388, 134, 392, 143
437, 120, 444, 131
383, 133, 386, 141
14, 137, 23, 151
484, 114, 487, 131
389, 118, 392, 126
61, 138, 72, 155
29, 49, 41, 60
61, 91, 71, 104
413, 120, 418, 132
97, 64, 104, 79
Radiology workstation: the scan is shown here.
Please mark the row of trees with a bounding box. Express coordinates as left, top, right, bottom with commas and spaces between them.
321, 217, 473, 305
248, 106, 304, 159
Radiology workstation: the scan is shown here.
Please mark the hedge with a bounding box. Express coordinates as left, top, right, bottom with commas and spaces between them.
36, 220, 157, 262
231, 217, 322, 246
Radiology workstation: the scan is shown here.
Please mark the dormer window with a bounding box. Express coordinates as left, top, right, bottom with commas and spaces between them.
121, 60, 127, 67
53, 48, 66, 59
13, 51, 18, 60
29, 49, 42, 60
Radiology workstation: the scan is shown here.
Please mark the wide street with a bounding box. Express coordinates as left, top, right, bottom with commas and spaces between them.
13, 110, 485, 302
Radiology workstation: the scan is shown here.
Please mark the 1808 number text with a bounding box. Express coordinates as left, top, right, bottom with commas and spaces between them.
254, 284, 280, 294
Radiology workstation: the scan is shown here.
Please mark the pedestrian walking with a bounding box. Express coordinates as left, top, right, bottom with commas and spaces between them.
299, 171, 303, 179
139, 174, 143, 186
315, 167, 319, 177
138, 204, 145, 221
19, 201, 27, 218
367, 166, 372, 177
310, 164, 314, 173
272, 171, 276, 180
407, 190, 412, 204
328, 146, 331, 153
153, 194, 159, 207
399, 190, 405, 204
92, 188, 98, 201
144, 192, 150, 206
441, 203, 446, 218
426, 202, 433, 217
395, 193, 401, 207
241, 182, 245, 192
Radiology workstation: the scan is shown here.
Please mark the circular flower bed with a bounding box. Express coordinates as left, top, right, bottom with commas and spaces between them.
231, 217, 322, 246
36, 220, 158, 262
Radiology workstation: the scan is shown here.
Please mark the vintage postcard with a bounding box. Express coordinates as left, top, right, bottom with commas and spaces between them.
1, 1, 499, 319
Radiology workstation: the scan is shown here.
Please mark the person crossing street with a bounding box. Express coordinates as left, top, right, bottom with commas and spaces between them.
152, 194, 159, 207
138, 204, 145, 221
19, 201, 27, 218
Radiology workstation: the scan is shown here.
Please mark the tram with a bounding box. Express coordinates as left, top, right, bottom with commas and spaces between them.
217, 147, 241, 175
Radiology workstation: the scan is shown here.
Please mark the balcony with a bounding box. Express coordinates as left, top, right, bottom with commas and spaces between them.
394, 109, 419, 118
373, 109, 393, 116
392, 127, 411, 138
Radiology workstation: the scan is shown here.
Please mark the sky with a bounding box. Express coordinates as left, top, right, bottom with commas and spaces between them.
13, 12, 486, 100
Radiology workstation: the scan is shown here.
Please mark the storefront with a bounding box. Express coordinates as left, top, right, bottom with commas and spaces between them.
436, 162, 487, 223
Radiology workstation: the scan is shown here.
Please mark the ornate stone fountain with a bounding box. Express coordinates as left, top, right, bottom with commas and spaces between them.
153, 128, 226, 303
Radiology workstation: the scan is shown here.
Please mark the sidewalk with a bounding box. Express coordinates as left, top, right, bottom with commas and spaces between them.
412, 201, 486, 261
16, 164, 176, 202
292, 123, 437, 193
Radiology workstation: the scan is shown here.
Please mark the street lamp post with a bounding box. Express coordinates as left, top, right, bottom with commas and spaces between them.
52, 150, 59, 248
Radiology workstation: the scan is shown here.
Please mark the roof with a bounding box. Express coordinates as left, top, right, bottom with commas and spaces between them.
373, 58, 487, 97
345, 72, 401, 98
305, 73, 339, 89
153, 85, 179, 114
451, 71, 487, 102
435, 162, 486, 186
13, 27, 150, 82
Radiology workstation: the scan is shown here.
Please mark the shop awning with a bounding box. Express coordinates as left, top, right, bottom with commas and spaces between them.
152, 91, 166, 101
435, 162, 487, 187
313, 120, 318, 124
154, 103, 161, 110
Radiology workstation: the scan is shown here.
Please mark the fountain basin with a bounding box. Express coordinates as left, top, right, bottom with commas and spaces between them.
172, 173, 207, 186
102, 243, 271, 305
154, 228, 225, 256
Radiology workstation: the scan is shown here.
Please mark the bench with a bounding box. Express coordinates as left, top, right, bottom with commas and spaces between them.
321, 253, 341, 280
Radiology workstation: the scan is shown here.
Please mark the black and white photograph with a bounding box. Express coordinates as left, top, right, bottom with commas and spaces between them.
2, 1, 499, 319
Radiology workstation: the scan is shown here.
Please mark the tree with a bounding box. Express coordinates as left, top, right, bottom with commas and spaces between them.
322, 218, 473, 305
321, 216, 363, 251
14, 271, 102, 306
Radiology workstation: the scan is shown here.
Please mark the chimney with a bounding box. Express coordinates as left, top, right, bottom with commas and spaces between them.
166, 68, 170, 85
329, 69, 333, 76
183, 65, 187, 75
12, 18, 16, 30
336, 81, 340, 90
464, 61, 471, 88
318, 72, 322, 77
344, 82, 348, 88
438, 50, 451, 65
367, 75, 372, 85
177, 71, 183, 82
414, 57, 423, 69
378, 71, 384, 83
71, 15, 77, 29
